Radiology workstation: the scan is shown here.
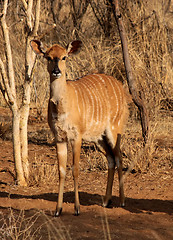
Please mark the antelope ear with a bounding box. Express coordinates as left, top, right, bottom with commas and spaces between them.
30, 40, 46, 56
66, 40, 82, 55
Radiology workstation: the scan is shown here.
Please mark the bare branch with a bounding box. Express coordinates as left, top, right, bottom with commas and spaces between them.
1, 0, 16, 99
0, 81, 9, 106
26, 0, 33, 31
21, 0, 28, 10
90, 0, 112, 37
0, 58, 15, 106
165, 0, 171, 13
32, 0, 41, 36
1, 0, 8, 16
25, 0, 41, 82
69, 0, 90, 35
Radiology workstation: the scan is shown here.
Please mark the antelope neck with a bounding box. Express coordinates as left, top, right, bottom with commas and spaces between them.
50, 75, 67, 102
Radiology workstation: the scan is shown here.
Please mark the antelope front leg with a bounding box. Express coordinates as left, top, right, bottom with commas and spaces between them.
72, 137, 82, 216
55, 142, 67, 217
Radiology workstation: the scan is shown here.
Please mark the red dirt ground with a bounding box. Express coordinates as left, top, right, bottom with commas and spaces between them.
0, 107, 172, 239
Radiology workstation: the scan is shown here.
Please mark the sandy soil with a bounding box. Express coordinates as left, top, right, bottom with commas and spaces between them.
0, 107, 172, 239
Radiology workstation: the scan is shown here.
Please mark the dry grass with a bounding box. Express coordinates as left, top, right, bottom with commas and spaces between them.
122, 110, 172, 175
0, 0, 172, 177
0, 209, 42, 239
81, 142, 107, 171
29, 161, 58, 187
0, 209, 72, 240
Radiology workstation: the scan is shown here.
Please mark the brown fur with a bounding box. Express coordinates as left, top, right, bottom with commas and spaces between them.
45, 44, 66, 59
30, 40, 129, 216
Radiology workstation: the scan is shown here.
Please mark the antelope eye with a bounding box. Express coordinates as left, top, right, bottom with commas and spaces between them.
46, 56, 52, 61
62, 56, 66, 61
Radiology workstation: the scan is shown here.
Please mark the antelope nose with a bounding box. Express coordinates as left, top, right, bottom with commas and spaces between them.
52, 67, 61, 77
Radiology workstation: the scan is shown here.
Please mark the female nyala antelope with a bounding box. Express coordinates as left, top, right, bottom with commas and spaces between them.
30, 39, 128, 216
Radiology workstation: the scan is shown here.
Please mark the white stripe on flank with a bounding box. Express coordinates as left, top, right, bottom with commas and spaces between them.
87, 75, 103, 125
113, 77, 122, 104
70, 84, 81, 114
91, 75, 109, 126
84, 76, 100, 129
79, 79, 95, 129
97, 75, 111, 123
75, 82, 86, 127
107, 75, 123, 123
106, 76, 119, 122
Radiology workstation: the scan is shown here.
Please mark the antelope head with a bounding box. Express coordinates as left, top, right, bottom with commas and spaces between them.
30, 40, 82, 81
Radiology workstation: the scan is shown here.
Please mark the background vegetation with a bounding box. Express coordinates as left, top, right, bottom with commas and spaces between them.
0, 0, 172, 180
0, 1, 172, 238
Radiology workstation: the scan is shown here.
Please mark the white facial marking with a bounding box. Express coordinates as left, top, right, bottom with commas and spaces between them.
52, 72, 62, 78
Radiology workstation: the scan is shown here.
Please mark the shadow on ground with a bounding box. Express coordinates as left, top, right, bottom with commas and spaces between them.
0, 191, 172, 214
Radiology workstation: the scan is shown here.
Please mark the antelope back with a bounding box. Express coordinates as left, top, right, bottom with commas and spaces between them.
67, 73, 127, 142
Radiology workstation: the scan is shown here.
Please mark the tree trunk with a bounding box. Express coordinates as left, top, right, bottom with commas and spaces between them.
0, 0, 40, 186
19, 34, 37, 180
0, 0, 27, 186
12, 109, 27, 186
112, 0, 149, 143
20, 102, 30, 180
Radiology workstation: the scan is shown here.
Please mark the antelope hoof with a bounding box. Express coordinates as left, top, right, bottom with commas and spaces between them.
74, 206, 80, 216
54, 207, 62, 217
103, 198, 112, 208
120, 201, 125, 207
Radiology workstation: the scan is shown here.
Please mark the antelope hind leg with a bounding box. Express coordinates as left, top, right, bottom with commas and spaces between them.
102, 140, 116, 207
72, 137, 82, 216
